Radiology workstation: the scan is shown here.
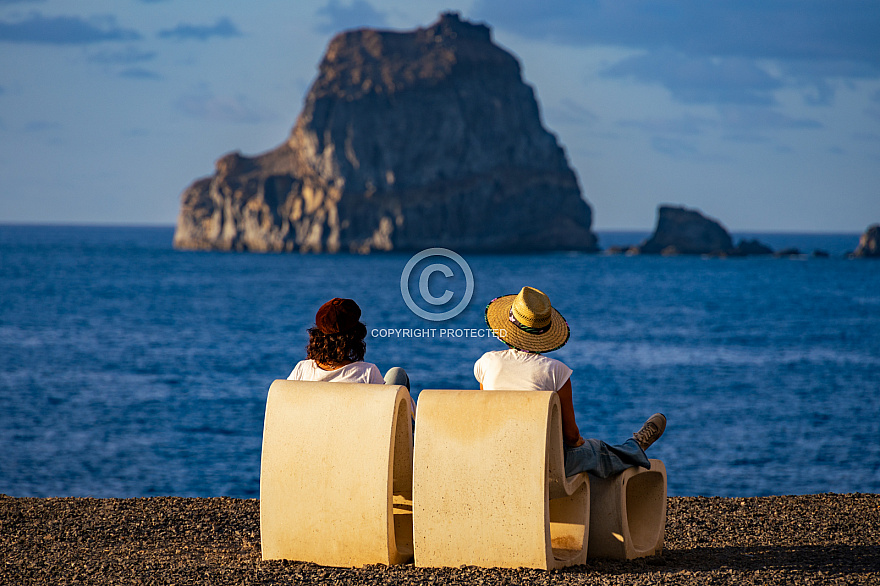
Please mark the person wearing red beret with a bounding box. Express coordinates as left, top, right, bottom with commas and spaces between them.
288, 298, 414, 412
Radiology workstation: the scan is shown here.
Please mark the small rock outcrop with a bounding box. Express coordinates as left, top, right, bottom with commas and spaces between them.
731, 239, 774, 256
774, 247, 803, 258
173, 13, 598, 253
637, 205, 734, 255
852, 224, 880, 258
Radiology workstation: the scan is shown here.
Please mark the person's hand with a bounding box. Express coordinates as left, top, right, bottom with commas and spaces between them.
573, 436, 585, 448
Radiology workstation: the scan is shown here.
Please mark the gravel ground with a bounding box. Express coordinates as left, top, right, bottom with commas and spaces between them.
1, 493, 878, 585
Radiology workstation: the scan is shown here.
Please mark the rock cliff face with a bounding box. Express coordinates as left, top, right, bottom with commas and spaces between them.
173, 13, 597, 253
638, 205, 734, 255
853, 224, 880, 258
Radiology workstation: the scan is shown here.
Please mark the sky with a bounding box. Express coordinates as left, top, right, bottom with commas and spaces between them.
1, 0, 879, 232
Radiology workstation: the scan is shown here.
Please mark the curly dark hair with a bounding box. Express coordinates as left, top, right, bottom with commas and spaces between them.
306, 322, 367, 366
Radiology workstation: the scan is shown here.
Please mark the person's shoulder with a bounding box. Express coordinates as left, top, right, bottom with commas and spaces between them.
534, 353, 572, 379
288, 359, 316, 380
477, 349, 512, 361
341, 361, 381, 377
516, 351, 570, 374
347, 361, 383, 384
475, 349, 508, 368
346, 360, 379, 371
499, 348, 562, 364
534, 353, 568, 367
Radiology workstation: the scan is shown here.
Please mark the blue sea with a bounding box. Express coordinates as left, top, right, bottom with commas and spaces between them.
1, 225, 877, 499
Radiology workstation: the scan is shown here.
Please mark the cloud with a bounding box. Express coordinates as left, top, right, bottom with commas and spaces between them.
158, 17, 241, 41
651, 136, 699, 157
473, 0, 880, 66
119, 67, 162, 80
650, 136, 728, 162
315, 0, 388, 34
0, 13, 140, 44
617, 114, 716, 136
602, 51, 783, 105
87, 47, 156, 65
866, 90, 880, 120
24, 120, 61, 132
617, 105, 821, 151
547, 98, 600, 127
718, 133, 772, 144
715, 105, 822, 131
473, 0, 880, 107
174, 88, 274, 124
779, 61, 879, 106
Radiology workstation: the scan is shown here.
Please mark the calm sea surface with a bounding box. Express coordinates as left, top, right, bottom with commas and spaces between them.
1, 225, 877, 498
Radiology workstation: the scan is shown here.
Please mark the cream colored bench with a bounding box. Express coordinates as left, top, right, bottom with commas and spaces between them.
587, 460, 667, 559
259, 380, 414, 566
412, 390, 590, 570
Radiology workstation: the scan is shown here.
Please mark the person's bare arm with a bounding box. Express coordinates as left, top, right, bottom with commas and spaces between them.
557, 379, 584, 447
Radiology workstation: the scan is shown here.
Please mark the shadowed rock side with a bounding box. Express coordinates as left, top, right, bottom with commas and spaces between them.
853, 224, 880, 258
638, 205, 735, 256
173, 13, 598, 253
633, 205, 777, 257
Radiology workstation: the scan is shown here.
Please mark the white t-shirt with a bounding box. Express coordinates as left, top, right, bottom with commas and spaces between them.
474, 349, 572, 392
288, 359, 385, 384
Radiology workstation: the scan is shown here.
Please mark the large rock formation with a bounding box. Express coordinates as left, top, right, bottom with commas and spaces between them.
173, 13, 597, 253
852, 224, 880, 258
638, 205, 735, 255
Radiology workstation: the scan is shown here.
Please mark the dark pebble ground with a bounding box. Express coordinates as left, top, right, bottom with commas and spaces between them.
2, 493, 878, 585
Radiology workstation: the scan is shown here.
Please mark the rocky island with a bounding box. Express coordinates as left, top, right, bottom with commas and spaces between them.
852, 224, 880, 258
173, 13, 598, 253
622, 205, 774, 257
638, 205, 735, 256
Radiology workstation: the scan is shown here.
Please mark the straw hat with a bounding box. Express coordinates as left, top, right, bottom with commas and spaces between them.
485, 286, 570, 353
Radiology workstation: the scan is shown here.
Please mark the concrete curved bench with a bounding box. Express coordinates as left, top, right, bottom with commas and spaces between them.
412, 390, 589, 570
587, 459, 667, 559
259, 380, 414, 566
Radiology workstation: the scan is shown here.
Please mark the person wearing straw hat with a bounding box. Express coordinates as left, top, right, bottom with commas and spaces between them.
288, 298, 414, 412
475, 286, 666, 478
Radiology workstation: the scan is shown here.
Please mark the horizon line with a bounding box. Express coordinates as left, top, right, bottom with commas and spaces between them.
0, 221, 866, 236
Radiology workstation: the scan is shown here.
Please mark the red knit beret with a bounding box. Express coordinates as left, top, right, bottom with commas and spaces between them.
315, 298, 362, 334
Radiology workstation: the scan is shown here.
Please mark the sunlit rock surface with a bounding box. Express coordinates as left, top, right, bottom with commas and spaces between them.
853, 224, 880, 258
173, 13, 597, 253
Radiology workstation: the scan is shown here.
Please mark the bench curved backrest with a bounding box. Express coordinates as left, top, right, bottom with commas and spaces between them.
260, 380, 414, 566
412, 389, 589, 570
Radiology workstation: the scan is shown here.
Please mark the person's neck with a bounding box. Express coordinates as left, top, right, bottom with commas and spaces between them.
315, 359, 353, 371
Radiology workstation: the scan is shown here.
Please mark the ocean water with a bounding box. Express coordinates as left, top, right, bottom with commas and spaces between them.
0, 225, 877, 499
